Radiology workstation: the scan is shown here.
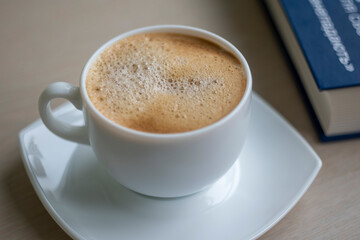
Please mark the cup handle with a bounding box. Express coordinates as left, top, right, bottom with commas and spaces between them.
38, 82, 89, 145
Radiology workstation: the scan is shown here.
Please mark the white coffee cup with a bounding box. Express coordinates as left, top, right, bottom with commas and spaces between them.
38, 25, 252, 198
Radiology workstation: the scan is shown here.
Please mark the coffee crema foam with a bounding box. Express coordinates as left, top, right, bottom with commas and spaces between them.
86, 33, 246, 133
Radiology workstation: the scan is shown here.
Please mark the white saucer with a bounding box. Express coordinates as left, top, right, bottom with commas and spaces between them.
19, 93, 321, 240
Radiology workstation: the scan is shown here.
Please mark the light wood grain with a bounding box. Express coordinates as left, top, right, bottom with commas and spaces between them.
1, 0, 359, 239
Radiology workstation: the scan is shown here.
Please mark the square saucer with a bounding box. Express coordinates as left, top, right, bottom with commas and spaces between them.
19, 93, 321, 240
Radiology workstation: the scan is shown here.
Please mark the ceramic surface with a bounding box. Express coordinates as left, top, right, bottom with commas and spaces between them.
19, 93, 321, 240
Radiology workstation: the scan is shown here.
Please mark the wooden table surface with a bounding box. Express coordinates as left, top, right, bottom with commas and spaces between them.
1, 0, 359, 239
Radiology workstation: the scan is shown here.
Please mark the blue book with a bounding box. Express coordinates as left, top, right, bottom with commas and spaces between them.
265, 0, 360, 141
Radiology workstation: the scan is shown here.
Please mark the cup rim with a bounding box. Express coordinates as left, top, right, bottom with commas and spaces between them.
80, 25, 252, 139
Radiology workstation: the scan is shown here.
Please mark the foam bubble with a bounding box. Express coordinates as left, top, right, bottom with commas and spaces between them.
86, 33, 246, 133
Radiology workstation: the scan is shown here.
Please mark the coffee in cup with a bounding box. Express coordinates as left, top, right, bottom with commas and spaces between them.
38, 25, 252, 197
86, 33, 247, 133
